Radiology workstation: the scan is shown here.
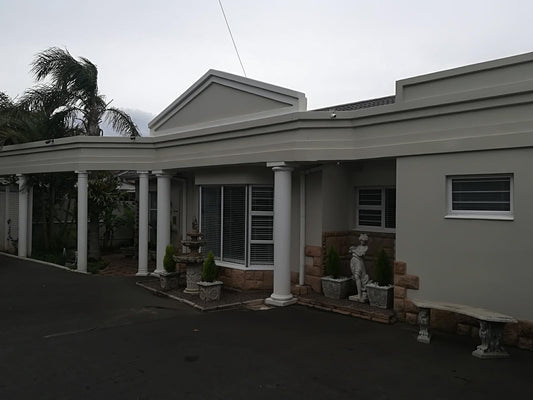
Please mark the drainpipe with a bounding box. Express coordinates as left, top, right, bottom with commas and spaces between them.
299, 172, 306, 286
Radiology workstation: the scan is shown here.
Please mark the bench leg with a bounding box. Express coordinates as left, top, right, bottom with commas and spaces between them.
417, 307, 432, 344
472, 321, 509, 359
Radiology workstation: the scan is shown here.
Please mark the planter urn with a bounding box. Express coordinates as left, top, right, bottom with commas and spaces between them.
159, 271, 179, 291
197, 280, 223, 302
321, 276, 352, 299
366, 283, 393, 309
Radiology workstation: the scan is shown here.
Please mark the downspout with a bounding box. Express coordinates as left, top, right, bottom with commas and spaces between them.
299, 172, 306, 286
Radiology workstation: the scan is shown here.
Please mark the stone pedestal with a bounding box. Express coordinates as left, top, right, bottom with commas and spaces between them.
184, 263, 202, 294
472, 321, 509, 359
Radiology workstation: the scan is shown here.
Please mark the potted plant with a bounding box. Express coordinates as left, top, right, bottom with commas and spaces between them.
197, 251, 223, 301
321, 246, 352, 299
366, 249, 393, 309
160, 244, 179, 291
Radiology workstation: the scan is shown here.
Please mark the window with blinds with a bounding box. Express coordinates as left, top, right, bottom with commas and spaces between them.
356, 187, 396, 231
201, 186, 221, 258
223, 186, 246, 263
447, 175, 513, 218
200, 185, 274, 267
250, 187, 274, 265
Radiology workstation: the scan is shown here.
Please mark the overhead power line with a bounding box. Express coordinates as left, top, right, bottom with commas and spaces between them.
218, 0, 247, 77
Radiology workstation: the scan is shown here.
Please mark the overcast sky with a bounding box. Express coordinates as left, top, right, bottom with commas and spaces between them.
2, 0, 533, 134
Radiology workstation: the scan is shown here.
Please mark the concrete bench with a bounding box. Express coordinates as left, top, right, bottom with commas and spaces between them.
412, 299, 518, 359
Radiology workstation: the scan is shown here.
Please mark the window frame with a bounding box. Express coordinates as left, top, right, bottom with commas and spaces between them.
445, 174, 514, 220
248, 186, 274, 267
355, 187, 396, 233
199, 184, 274, 270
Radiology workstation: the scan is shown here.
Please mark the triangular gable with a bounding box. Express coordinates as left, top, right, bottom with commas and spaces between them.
149, 70, 306, 135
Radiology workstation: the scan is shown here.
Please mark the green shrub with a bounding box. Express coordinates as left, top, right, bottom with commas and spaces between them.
163, 245, 176, 273
374, 249, 392, 286
87, 259, 108, 274
324, 247, 341, 278
201, 251, 218, 282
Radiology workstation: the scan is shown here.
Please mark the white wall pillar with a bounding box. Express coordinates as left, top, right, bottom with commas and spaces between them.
76, 171, 88, 273
137, 171, 150, 276
266, 164, 297, 307
27, 185, 33, 257
16, 174, 28, 257
154, 171, 171, 275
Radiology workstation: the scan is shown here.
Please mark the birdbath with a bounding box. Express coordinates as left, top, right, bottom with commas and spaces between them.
174, 218, 206, 294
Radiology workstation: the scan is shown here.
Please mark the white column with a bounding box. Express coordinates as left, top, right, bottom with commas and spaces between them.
154, 171, 171, 275
299, 172, 306, 286
266, 164, 297, 307
137, 171, 150, 276
27, 185, 33, 257
16, 174, 28, 257
76, 171, 88, 273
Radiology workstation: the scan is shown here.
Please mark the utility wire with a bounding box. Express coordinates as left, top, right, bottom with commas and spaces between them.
218, 0, 247, 77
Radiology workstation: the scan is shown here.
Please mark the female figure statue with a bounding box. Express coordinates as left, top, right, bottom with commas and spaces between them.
349, 234, 369, 303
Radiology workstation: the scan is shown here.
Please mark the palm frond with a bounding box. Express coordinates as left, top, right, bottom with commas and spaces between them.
31, 47, 98, 97
104, 107, 140, 137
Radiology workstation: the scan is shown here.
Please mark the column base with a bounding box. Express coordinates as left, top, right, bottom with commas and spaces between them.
265, 296, 297, 307
136, 272, 150, 277
150, 270, 164, 277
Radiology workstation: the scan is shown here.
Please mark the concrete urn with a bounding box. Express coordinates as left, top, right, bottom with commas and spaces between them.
321, 276, 352, 299
197, 280, 223, 302
366, 283, 393, 309
159, 271, 179, 291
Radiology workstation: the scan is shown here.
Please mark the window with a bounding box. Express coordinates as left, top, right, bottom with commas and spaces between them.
447, 175, 513, 219
249, 187, 274, 265
200, 185, 274, 267
356, 187, 396, 231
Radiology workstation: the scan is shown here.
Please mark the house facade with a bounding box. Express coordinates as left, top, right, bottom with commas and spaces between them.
1, 53, 532, 343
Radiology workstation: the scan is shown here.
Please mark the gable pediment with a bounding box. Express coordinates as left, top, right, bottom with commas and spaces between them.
149, 70, 306, 135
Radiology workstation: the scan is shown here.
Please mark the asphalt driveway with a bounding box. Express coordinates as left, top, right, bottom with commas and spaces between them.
1, 254, 532, 399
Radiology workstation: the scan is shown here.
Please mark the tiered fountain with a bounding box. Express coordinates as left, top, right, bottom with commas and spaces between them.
174, 218, 206, 294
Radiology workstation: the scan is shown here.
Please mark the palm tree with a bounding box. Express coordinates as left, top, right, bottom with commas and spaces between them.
31, 47, 141, 260
0, 86, 80, 146
31, 47, 140, 138
0, 88, 79, 251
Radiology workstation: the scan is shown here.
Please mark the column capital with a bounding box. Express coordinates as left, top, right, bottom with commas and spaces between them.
152, 170, 173, 177
267, 161, 296, 172
136, 170, 150, 175
272, 166, 294, 173
75, 170, 88, 175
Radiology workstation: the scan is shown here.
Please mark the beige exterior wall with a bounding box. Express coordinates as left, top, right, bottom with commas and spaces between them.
396, 148, 533, 320
304, 170, 323, 247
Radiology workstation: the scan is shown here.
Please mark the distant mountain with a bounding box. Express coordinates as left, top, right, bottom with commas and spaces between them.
101, 108, 154, 137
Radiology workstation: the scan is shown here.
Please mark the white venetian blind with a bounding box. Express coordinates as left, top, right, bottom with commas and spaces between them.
250, 186, 274, 265
201, 186, 221, 258
222, 186, 246, 263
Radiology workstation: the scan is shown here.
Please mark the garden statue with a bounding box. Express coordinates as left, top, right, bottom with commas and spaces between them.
349, 233, 369, 303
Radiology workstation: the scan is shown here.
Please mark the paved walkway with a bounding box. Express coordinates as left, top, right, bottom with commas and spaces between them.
1, 254, 532, 399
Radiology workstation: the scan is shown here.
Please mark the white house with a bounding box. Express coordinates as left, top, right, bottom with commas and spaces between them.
1, 52, 532, 347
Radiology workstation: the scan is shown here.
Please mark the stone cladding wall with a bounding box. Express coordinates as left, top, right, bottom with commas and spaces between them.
219, 267, 273, 291
303, 230, 395, 294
